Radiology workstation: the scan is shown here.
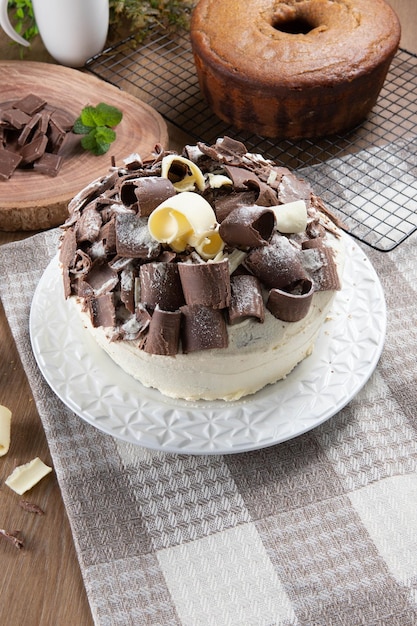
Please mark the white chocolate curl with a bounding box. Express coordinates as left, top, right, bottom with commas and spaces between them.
272, 200, 308, 234
148, 192, 224, 258
161, 155, 206, 192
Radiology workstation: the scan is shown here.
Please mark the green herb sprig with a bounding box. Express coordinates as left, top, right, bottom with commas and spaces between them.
73, 103, 123, 156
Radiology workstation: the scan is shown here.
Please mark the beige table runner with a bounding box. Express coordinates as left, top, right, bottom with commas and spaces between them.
1, 228, 416, 626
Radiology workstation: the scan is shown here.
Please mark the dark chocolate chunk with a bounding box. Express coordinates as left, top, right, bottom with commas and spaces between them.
87, 293, 116, 328
228, 275, 265, 324
267, 279, 314, 322
116, 213, 161, 259
20, 133, 48, 165
13, 94, 47, 116
244, 234, 309, 290
140, 262, 185, 311
0, 148, 22, 180
219, 205, 275, 248
2, 108, 31, 129
143, 308, 181, 355
32, 152, 63, 176
178, 259, 231, 309
59, 227, 77, 298
17, 111, 42, 146
180, 305, 228, 353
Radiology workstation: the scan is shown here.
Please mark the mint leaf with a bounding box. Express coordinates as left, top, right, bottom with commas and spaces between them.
94, 126, 116, 144
79, 105, 98, 127
80, 130, 98, 152
73, 102, 123, 156
73, 117, 93, 135
94, 103, 123, 128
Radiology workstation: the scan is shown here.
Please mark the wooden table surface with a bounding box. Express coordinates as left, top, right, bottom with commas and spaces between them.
0, 3, 415, 624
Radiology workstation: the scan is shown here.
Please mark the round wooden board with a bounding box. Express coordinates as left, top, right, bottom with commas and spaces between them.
0, 61, 169, 231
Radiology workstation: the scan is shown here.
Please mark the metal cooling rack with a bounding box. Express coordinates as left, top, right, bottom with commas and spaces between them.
86, 29, 417, 251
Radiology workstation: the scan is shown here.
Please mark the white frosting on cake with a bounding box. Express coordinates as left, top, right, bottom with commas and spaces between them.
73, 231, 344, 401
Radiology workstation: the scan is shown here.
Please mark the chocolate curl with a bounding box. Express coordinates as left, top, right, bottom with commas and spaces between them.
214, 191, 258, 222
116, 213, 161, 259
87, 293, 116, 328
59, 227, 77, 299
278, 171, 311, 206
178, 260, 231, 309
75, 204, 102, 243
267, 279, 314, 322
219, 205, 275, 249
180, 305, 228, 353
120, 267, 136, 314
223, 165, 260, 190
139, 262, 185, 311
82, 261, 119, 296
228, 275, 265, 324
245, 179, 278, 207
302, 240, 341, 291
135, 177, 176, 217
244, 234, 309, 290
143, 308, 181, 356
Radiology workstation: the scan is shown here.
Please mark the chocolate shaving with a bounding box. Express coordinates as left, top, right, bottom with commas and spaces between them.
143, 308, 181, 355
214, 190, 258, 222
180, 305, 228, 353
223, 165, 260, 190
178, 260, 231, 309
302, 241, 341, 291
228, 275, 265, 324
87, 293, 116, 328
267, 279, 314, 322
140, 262, 185, 311
82, 261, 118, 296
19, 500, 45, 515
0, 528, 24, 550
219, 205, 275, 249
116, 213, 161, 259
244, 234, 309, 290
120, 267, 136, 313
120, 176, 176, 216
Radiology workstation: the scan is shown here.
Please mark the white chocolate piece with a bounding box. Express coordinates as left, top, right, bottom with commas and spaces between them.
206, 173, 233, 189
191, 228, 224, 260
0, 405, 12, 457
272, 200, 308, 234
5, 457, 52, 495
161, 155, 206, 192
148, 192, 219, 254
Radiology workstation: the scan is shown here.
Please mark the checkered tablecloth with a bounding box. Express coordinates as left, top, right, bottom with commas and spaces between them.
1, 228, 416, 626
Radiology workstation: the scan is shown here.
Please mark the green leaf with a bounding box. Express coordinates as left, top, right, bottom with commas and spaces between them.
80, 130, 98, 152
80, 106, 99, 127
94, 126, 116, 143
94, 103, 123, 128
73, 117, 94, 135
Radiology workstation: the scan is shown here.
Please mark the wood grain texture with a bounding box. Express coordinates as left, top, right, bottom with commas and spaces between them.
0, 255, 94, 626
0, 61, 168, 232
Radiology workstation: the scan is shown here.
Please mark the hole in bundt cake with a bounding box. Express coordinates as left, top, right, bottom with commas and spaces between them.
272, 16, 316, 34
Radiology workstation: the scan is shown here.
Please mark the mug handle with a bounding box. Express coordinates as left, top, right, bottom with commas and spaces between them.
0, 0, 30, 47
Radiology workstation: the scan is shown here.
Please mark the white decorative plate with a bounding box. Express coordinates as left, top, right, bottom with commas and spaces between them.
30, 238, 386, 455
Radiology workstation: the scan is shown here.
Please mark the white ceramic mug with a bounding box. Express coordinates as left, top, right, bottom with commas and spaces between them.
0, 0, 109, 67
